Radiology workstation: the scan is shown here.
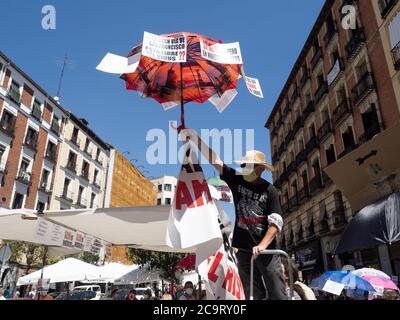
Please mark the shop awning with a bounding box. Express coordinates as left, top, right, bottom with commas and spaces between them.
324, 123, 400, 213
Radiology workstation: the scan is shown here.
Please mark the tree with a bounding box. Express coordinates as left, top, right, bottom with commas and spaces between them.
126, 248, 186, 283
9, 241, 44, 273
74, 252, 100, 265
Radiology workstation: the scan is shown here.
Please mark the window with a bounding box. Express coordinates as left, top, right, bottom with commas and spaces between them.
84, 138, 90, 153
388, 12, 400, 48
63, 178, 71, 196
19, 158, 30, 181
8, 81, 21, 103
308, 124, 316, 139
12, 193, 24, 209
0, 145, 6, 169
41, 169, 50, 188
317, 72, 325, 87
25, 127, 38, 149
312, 158, 321, 177
78, 186, 84, 203
0, 110, 15, 128
331, 48, 340, 65
96, 148, 101, 161
164, 184, 172, 192
36, 201, 46, 212
67, 151, 77, 171
158, 184, 162, 192
90, 192, 96, 208
45, 141, 56, 161
321, 108, 330, 123
298, 139, 305, 151
82, 161, 90, 179
337, 85, 347, 103
94, 169, 99, 184
51, 115, 60, 134
157, 198, 162, 205
166, 198, 171, 205
342, 126, 356, 150
32, 99, 42, 121
326, 144, 336, 165
71, 127, 79, 143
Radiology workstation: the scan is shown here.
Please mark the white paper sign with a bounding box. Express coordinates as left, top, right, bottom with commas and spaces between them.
372, 285, 384, 296
209, 89, 238, 113
245, 76, 264, 98
142, 31, 187, 62
62, 229, 75, 248
200, 39, 242, 64
73, 232, 85, 250
322, 279, 345, 296
96, 52, 140, 74
83, 235, 94, 252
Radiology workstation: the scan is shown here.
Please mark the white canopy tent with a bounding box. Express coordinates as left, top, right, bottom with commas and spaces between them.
114, 264, 161, 286
16, 258, 100, 285
84, 262, 138, 283
0, 209, 80, 257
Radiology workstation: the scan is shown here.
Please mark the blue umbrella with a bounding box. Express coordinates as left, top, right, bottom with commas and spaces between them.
310, 271, 376, 293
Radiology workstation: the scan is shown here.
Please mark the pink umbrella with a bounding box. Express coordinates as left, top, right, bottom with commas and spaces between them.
363, 276, 400, 291
175, 255, 196, 271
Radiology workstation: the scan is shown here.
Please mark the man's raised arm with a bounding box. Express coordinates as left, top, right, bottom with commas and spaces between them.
181, 128, 224, 174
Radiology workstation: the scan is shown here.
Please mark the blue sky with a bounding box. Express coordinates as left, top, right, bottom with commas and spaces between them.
2, 0, 324, 219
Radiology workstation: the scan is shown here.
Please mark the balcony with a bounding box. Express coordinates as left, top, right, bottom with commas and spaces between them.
71, 136, 81, 148
289, 195, 299, 211
280, 170, 289, 184
38, 182, 52, 194
359, 124, 382, 144
338, 143, 358, 159
291, 86, 300, 103
292, 116, 303, 136
298, 186, 310, 204
285, 130, 295, 146
281, 202, 289, 215
392, 41, 400, 71
65, 161, 77, 174
322, 171, 333, 186
51, 120, 60, 136
92, 179, 102, 189
309, 174, 323, 195
311, 47, 323, 70
314, 82, 328, 104
300, 69, 310, 88
346, 28, 366, 60
306, 136, 319, 155
80, 170, 90, 182
333, 99, 352, 126
283, 103, 291, 116
0, 117, 16, 138
84, 146, 93, 158
379, 0, 398, 18
287, 160, 297, 176
24, 136, 38, 152
272, 152, 279, 164
61, 190, 74, 202
16, 170, 32, 186
277, 143, 286, 158
76, 197, 88, 209
324, 22, 337, 48
318, 119, 333, 143
7, 86, 21, 105
303, 100, 315, 120
352, 72, 375, 106
332, 206, 346, 228
0, 159, 8, 174
327, 58, 344, 86
95, 156, 103, 167
296, 149, 307, 166
45, 149, 57, 163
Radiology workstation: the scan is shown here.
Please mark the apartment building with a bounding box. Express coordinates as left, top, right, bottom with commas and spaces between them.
265, 0, 400, 282
151, 176, 177, 206
49, 113, 110, 210
0, 51, 66, 212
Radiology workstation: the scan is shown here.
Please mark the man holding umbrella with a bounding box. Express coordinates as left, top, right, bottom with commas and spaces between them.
181, 129, 287, 300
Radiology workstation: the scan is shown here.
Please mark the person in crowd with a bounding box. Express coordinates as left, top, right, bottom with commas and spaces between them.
0, 288, 6, 300
181, 129, 286, 300
179, 281, 195, 300
3, 286, 11, 299
142, 288, 154, 300
13, 290, 20, 299
280, 256, 316, 300
161, 293, 174, 300
28, 288, 36, 299
383, 289, 400, 300
111, 288, 118, 300
126, 289, 138, 301
34, 292, 54, 300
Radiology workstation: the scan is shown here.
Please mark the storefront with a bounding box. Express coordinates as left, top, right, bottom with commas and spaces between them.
293, 240, 324, 285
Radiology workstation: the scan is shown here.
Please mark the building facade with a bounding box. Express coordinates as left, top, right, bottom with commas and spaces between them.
151, 176, 177, 206
49, 113, 110, 211
104, 149, 157, 263
265, 0, 400, 282
0, 52, 66, 212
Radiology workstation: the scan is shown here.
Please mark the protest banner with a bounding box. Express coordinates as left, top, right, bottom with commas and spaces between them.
200, 39, 243, 64
142, 31, 187, 63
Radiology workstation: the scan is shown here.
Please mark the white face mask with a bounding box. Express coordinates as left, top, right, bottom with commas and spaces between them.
185, 288, 193, 295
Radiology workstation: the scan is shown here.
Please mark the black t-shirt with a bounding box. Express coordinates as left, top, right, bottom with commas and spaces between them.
220, 165, 282, 250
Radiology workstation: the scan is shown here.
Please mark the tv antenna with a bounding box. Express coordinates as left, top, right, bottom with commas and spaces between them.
56, 53, 73, 101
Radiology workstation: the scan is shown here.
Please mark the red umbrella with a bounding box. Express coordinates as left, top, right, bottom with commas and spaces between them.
175, 255, 196, 271
121, 32, 243, 131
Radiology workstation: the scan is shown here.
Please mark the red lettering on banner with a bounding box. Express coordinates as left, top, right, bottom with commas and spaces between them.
208, 251, 224, 283
175, 181, 195, 210
222, 265, 243, 300
192, 179, 213, 207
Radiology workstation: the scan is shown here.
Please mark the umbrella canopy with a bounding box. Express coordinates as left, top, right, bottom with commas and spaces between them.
17, 258, 100, 285
363, 276, 400, 292
310, 271, 376, 293
335, 192, 400, 254
352, 268, 391, 280
123, 32, 241, 107
114, 264, 161, 286
175, 255, 196, 271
